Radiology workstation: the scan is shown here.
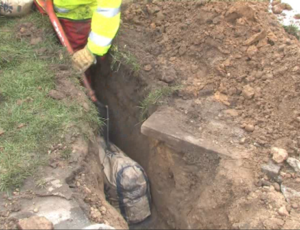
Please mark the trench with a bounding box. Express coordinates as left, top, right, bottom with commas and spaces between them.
91, 60, 168, 229
89, 58, 223, 229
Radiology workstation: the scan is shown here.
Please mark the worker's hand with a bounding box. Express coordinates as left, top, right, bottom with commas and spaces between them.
72, 46, 96, 73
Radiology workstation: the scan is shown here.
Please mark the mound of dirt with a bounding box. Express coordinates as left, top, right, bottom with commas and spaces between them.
121, 0, 300, 155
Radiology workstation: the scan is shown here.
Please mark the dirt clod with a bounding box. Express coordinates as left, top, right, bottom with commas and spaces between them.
17, 216, 53, 230
224, 109, 239, 117
90, 206, 102, 222
48, 90, 66, 100
247, 45, 258, 57
100, 206, 107, 215
159, 66, 177, 83
278, 206, 289, 216
271, 147, 288, 164
144, 64, 153, 72
274, 183, 281, 192
244, 124, 255, 132
242, 85, 255, 99
244, 30, 267, 46
263, 218, 284, 229
30, 37, 42, 45
272, 5, 283, 14
272, 0, 281, 6
292, 203, 298, 209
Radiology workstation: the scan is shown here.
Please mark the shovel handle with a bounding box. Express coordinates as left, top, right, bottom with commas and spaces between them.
43, 0, 110, 149
45, 0, 97, 102
45, 0, 73, 54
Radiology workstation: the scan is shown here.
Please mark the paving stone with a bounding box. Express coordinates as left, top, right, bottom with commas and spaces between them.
141, 107, 244, 159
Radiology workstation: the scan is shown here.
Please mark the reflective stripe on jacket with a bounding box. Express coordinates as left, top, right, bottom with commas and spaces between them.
35, 0, 121, 56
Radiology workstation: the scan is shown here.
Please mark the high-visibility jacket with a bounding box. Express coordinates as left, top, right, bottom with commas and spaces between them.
36, 0, 121, 56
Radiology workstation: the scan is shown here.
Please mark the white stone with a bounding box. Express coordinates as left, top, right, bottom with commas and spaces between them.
271, 147, 288, 164
278, 206, 289, 216
287, 158, 300, 172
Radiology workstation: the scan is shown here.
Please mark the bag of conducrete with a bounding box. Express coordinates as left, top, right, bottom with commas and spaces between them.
0, 0, 33, 17
98, 138, 151, 224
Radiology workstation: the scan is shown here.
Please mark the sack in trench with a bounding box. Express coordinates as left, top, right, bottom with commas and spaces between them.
99, 139, 151, 224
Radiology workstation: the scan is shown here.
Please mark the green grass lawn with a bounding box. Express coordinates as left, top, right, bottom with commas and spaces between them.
0, 13, 100, 191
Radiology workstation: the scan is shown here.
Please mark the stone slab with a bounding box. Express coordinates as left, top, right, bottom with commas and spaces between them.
141, 107, 248, 159
11, 196, 91, 229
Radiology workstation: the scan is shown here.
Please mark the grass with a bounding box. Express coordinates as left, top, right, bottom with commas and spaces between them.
139, 86, 182, 121
61, 147, 72, 159
36, 178, 48, 189
283, 24, 300, 40
0, 13, 100, 191
110, 45, 140, 73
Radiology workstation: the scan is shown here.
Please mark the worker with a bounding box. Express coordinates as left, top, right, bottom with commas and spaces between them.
34, 0, 121, 73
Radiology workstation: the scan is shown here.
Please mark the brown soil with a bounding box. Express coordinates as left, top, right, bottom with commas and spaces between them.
120, 0, 300, 157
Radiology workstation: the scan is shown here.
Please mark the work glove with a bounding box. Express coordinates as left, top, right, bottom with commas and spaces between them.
72, 45, 96, 73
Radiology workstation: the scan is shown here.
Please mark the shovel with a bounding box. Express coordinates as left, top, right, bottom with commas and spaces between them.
41, 0, 111, 149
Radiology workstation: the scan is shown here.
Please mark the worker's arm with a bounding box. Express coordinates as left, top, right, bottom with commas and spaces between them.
87, 0, 122, 56
72, 0, 121, 72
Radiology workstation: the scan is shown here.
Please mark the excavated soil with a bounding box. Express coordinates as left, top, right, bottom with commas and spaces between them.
121, 0, 300, 154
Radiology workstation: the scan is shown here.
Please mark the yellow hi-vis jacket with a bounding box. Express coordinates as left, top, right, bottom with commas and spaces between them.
37, 0, 121, 56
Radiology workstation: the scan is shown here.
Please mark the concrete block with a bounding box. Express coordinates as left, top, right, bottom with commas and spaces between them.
141, 107, 243, 159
